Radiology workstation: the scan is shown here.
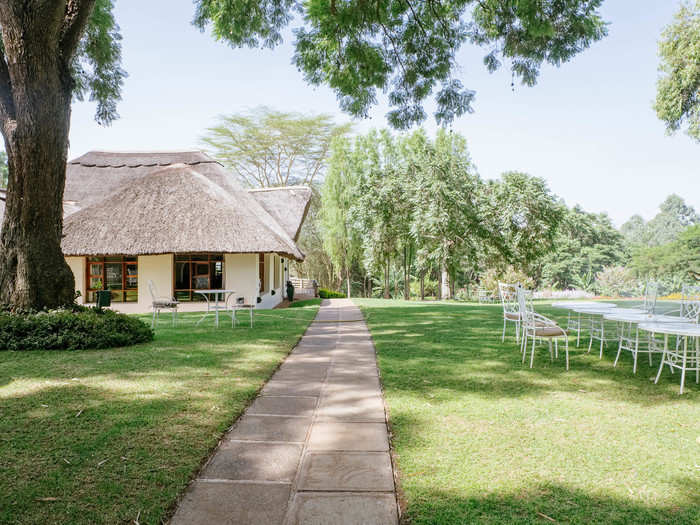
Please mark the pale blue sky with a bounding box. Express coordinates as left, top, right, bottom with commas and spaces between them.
69, 1, 699, 226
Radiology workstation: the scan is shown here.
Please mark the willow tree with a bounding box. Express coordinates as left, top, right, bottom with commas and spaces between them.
0, 0, 608, 309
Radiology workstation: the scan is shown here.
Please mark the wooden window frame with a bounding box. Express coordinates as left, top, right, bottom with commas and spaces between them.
85, 256, 138, 303
173, 253, 224, 301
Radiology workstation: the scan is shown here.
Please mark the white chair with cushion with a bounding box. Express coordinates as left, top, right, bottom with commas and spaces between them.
228, 294, 255, 328
498, 282, 521, 343
148, 280, 179, 328
518, 287, 570, 370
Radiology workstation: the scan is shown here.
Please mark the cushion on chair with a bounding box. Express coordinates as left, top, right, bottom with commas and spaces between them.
153, 300, 178, 308
504, 312, 519, 320
535, 326, 565, 337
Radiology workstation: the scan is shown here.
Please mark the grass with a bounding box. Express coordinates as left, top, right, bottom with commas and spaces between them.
0, 306, 318, 525
288, 298, 322, 308
355, 299, 699, 525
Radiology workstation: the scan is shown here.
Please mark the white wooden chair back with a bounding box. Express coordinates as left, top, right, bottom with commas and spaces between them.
498, 282, 519, 317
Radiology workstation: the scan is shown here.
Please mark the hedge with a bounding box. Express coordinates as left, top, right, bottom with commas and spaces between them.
319, 288, 347, 299
0, 307, 153, 351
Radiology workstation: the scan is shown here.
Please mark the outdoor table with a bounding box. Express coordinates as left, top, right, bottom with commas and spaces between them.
551, 302, 616, 347
572, 306, 626, 357
638, 321, 700, 394
604, 312, 687, 373
195, 289, 236, 327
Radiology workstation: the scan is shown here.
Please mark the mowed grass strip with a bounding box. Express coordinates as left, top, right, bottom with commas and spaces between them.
0, 306, 318, 525
356, 299, 699, 525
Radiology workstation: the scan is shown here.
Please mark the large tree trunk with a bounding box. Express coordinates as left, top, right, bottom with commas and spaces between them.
420, 271, 425, 301
0, 3, 84, 309
383, 259, 390, 299
345, 266, 351, 298
441, 265, 450, 300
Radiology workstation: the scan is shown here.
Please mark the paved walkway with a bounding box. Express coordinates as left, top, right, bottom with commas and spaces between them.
171, 299, 399, 525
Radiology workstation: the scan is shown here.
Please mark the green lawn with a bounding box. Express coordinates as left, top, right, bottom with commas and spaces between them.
0, 306, 318, 525
356, 299, 699, 525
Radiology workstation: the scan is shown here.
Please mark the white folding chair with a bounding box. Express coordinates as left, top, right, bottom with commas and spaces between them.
518, 287, 570, 370
148, 280, 179, 328
498, 282, 521, 343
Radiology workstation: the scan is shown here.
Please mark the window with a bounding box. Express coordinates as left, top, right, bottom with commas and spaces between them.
258, 253, 265, 292
174, 253, 223, 301
86, 256, 138, 302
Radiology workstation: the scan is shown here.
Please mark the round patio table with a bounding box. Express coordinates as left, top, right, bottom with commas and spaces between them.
638, 322, 700, 394
604, 312, 687, 373
195, 289, 236, 327
551, 302, 616, 347
572, 306, 627, 358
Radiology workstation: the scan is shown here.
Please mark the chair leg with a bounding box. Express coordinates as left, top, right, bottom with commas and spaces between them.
554, 339, 558, 358
565, 337, 569, 370
654, 334, 668, 384
530, 337, 536, 368
549, 340, 553, 362
680, 337, 688, 395
152, 308, 156, 329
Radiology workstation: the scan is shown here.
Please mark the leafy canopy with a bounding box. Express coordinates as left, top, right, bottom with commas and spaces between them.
654, 0, 700, 142
201, 106, 350, 187
194, 0, 608, 129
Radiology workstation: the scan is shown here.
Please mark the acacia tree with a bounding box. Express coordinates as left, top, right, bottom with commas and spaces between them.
654, 0, 700, 142
201, 107, 351, 188
0, 0, 608, 309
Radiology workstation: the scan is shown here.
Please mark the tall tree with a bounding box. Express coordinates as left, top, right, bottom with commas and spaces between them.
621, 194, 700, 247
654, 0, 700, 142
201, 107, 350, 188
0, 0, 124, 309
320, 136, 363, 297
1, 0, 608, 309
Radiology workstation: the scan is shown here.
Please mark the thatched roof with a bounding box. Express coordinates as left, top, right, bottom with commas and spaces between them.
62, 163, 306, 260
1, 151, 311, 261
249, 187, 312, 242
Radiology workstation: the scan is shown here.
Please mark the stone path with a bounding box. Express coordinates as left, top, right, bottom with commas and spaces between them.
171, 299, 399, 525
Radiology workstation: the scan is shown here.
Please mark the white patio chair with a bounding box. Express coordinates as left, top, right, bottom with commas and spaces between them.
477, 288, 493, 303
642, 281, 659, 314
517, 287, 570, 370
148, 280, 179, 328
498, 282, 521, 343
228, 294, 255, 328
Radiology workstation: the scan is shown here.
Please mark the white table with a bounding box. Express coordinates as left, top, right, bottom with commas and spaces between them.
638, 322, 700, 394
195, 289, 236, 327
604, 312, 686, 373
551, 302, 616, 347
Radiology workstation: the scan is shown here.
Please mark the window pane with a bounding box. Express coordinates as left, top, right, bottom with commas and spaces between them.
125, 290, 138, 302
193, 276, 209, 289
194, 263, 209, 276
175, 291, 191, 301
125, 264, 138, 288
175, 262, 190, 290
191, 254, 208, 261
86, 291, 96, 303
105, 256, 122, 262
109, 290, 123, 302
89, 263, 102, 275
124, 256, 137, 262
211, 254, 223, 261
210, 261, 223, 289
89, 277, 103, 290
175, 253, 189, 262
105, 263, 123, 290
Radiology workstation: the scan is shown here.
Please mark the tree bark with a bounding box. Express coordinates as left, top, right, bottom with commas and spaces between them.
0, 3, 93, 309
384, 259, 390, 299
345, 266, 351, 298
441, 265, 450, 300
420, 271, 425, 301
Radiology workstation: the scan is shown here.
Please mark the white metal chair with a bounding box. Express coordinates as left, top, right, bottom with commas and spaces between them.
517, 287, 570, 370
477, 288, 494, 303
677, 284, 700, 323
642, 281, 659, 314
498, 282, 521, 343
228, 294, 255, 328
148, 280, 179, 328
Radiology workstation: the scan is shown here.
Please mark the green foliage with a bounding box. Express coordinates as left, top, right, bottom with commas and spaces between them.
622, 194, 700, 247
287, 298, 322, 308
480, 267, 536, 296
0, 308, 152, 351
540, 205, 625, 289
318, 288, 347, 299
628, 224, 700, 286
70, 0, 126, 125
594, 265, 637, 297
194, 0, 608, 128
201, 107, 350, 187
654, 1, 700, 142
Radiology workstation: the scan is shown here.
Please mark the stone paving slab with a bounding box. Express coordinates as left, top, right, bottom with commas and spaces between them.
170, 299, 398, 525
201, 442, 303, 482
228, 415, 311, 442
170, 480, 291, 525
308, 422, 389, 451
284, 492, 398, 525
297, 452, 394, 491
248, 395, 318, 417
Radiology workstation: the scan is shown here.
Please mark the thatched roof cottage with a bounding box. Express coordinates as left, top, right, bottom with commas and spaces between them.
0, 151, 312, 312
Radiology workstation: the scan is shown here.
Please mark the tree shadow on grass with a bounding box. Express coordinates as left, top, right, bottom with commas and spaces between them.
400, 479, 699, 525
360, 303, 699, 405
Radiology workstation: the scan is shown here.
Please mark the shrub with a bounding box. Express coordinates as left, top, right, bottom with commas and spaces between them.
288, 298, 322, 308
595, 266, 638, 297
319, 288, 347, 299
480, 267, 536, 296
0, 307, 154, 351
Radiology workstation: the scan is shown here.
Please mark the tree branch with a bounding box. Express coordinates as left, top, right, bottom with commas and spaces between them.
60, 0, 96, 62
